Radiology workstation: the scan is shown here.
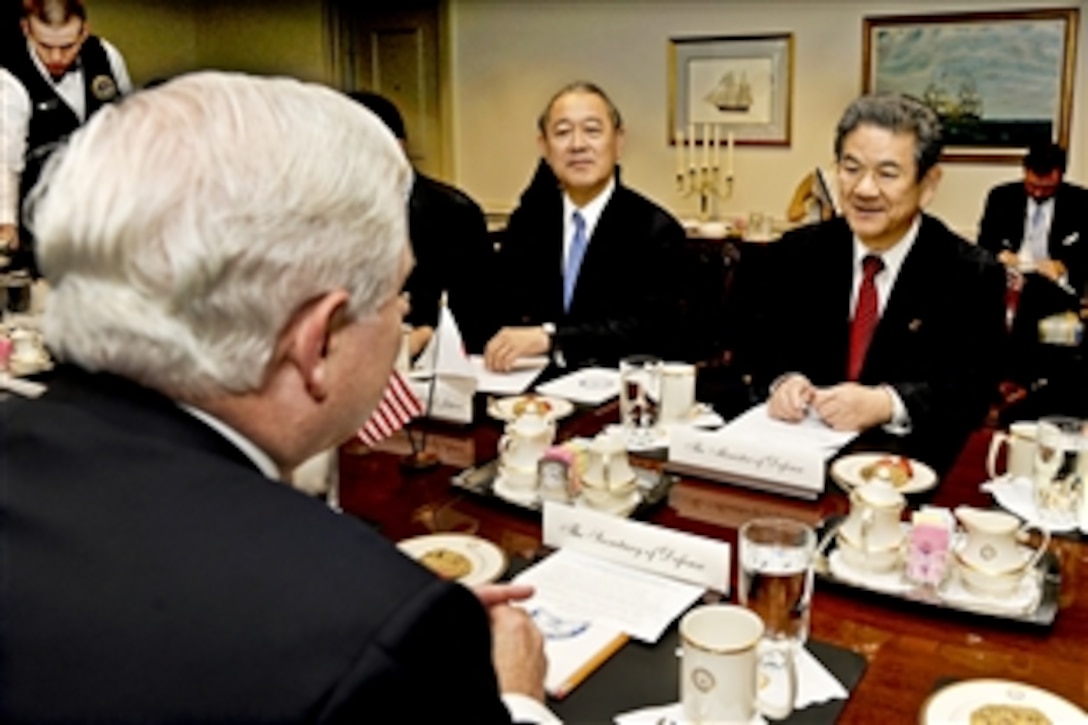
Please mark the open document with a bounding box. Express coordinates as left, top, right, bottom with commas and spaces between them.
512, 504, 729, 697
668, 402, 858, 499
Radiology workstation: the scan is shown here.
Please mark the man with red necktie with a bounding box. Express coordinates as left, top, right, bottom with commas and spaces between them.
731, 94, 1006, 472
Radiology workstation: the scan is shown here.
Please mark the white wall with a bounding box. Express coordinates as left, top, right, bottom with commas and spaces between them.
450, 0, 1086, 237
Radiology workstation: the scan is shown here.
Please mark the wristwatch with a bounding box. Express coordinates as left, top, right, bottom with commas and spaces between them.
540, 322, 566, 368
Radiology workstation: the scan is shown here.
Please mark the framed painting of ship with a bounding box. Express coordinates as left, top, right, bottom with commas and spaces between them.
668, 34, 793, 146
863, 9, 1079, 163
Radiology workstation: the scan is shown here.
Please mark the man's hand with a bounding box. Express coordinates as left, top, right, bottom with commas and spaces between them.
474, 583, 534, 608
0, 223, 18, 251
810, 383, 892, 431
488, 602, 547, 701
996, 249, 1019, 269
406, 325, 433, 358
484, 326, 549, 372
767, 374, 815, 422
1035, 259, 1068, 284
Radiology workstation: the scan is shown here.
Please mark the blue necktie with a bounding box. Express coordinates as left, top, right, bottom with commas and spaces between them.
564, 211, 588, 311
1030, 203, 1048, 261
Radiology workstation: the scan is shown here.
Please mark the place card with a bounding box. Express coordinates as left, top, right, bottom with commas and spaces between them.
407, 375, 475, 424
542, 502, 730, 593
667, 426, 827, 499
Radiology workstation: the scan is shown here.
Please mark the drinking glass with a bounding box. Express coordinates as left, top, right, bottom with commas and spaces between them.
1032, 416, 1087, 527
738, 517, 816, 646
618, 355, 661, 448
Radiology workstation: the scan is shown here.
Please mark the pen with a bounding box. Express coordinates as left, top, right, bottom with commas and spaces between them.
552, 633, 629, 699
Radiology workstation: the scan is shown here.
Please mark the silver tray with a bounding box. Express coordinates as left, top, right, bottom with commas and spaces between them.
814, 516, 1060, 628
451, 457, 676, 519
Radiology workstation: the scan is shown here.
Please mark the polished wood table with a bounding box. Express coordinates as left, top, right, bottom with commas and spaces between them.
336, 402, 1088, 722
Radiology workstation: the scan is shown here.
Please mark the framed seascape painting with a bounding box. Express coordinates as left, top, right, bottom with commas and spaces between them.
668, 34, 793, 146
863, 9, 1079, 163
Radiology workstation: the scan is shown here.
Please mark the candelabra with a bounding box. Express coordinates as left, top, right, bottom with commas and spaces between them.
675, 124, 734, 222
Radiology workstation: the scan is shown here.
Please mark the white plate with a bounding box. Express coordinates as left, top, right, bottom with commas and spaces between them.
488, 394, 574, 422
535, 367, 620, 405
830, 453, 937, 494
921, 679, 1086, 724
397, 533, 507, 587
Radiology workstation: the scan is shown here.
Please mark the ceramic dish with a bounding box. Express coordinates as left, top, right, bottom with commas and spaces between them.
829, 453, 937, 495
920, 679, 1086, 724
397, 533, 507, 587
488, 394, 574, 422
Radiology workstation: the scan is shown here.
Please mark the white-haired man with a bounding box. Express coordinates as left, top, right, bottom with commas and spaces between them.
0, 72, 554, 723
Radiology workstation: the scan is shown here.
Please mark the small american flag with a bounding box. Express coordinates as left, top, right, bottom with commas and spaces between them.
357, 370, 424, 446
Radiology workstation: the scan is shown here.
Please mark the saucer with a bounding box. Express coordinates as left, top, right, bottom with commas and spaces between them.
575, 488, 641, 517
830, 453, 937, 494
488, 394, 574, 423
8, 351, 51, 377
921, 679, 1086, 724
397, 533, 508, 587
493, 475, 540, 508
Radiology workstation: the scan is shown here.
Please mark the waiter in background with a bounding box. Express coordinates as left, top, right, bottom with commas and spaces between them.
1, 0, 131, 276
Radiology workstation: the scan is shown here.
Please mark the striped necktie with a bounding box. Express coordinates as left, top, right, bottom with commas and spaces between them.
563, 210, 588, 311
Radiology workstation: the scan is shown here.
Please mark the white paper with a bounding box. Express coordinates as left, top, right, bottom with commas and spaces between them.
524, 610, 625, 696
468, 355, 546, 394
535, 367, 620, 405
514, 549, 705, 643
543, 502, 730, 592
726, 403, 857, 452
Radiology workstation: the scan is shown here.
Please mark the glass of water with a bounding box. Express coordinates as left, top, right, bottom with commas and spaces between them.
618, 354, 661, 448
738, 517, 817, 646
1033, 416, 1086, 528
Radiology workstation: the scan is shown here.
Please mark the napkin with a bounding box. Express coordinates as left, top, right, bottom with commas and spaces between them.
0, 372, 46, 398
536, 367, 620, 405
614, 645, 848, 724
981, 476, 1085, 533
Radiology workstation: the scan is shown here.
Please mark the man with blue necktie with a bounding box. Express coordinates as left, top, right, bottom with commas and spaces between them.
484, 81, 688, 372
977, 143, 1088, 391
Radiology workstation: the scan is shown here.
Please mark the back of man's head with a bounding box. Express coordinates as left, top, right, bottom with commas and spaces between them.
348, 91, 407, 142
29, 71, 411, 398
1023, 142, 1066, 176
22, 0, 85, 24
834, 93, 943, 181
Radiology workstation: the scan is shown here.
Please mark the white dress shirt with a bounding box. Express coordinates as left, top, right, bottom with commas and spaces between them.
850, 214, 922, 434
1019, 196, 1054, 267
0, 37, 131, 225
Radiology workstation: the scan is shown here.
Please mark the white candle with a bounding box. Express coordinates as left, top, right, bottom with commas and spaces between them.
675, 129, 684, 176
712, 124, 720, 169
726, 131, 735, 177
688, 123, 696, 171
702, 123, 710, 168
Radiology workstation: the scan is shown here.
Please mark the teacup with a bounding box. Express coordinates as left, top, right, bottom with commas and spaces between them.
496, 462, 538, 493
9, 328, 43, 365
986, 421, 1037, 480
836, 481, 906, 573
954, 506, 1049, 576
498, 413, 555, 471
955, 554, 1036, 597
680, 604, 795, 723
836, 531, 903, 574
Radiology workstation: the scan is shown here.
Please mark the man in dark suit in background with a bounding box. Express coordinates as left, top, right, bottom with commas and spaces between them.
731, 94, 1006, 472
977, 142, 1088, 392
0, 72, 556, 723
483, 81, 689, 371
349, 91, 494, 353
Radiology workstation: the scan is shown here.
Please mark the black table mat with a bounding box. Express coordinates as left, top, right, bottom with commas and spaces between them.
549, 627, 866, 724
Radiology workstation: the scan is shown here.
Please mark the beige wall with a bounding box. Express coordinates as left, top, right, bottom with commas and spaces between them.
449, 0, 1087, 237
89, 0, 329, 87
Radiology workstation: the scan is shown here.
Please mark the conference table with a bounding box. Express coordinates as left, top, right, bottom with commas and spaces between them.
335, 398, 1088, 722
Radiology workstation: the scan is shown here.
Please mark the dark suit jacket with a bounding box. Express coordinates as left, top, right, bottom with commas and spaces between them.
977, 180, 1088, 297
491, 182, 690, 367
406, 172, 494, 351
0, 367, 514, 723
731, 215, 1007, 472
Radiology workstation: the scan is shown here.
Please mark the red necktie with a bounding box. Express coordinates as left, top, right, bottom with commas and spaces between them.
847, 254, 884, 381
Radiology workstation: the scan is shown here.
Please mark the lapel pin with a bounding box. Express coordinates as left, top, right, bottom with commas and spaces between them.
908, 319, 923, 332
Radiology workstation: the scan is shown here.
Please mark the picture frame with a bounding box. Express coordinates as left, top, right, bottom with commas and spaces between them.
863, 9, 1079, 164
668, 34, 793, 146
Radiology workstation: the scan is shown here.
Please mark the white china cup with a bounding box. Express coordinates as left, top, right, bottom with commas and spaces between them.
497, 413, 555, 471
580, 432, 638, 508
658, 362, 697, 424
840, 480, 906, 549
496, 463, 538, 493
986, 421, 1037, 480
9, 328, 42, 364
954, 506, 1049, 575
680, 605, 795, 723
